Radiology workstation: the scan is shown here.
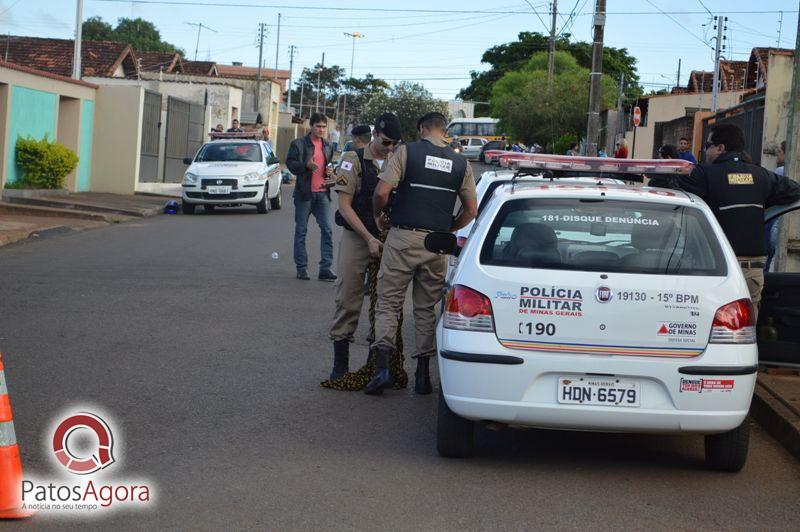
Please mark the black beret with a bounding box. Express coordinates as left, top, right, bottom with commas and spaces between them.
375, 113, 402, 141
416, 111, 448, 130
351, 125, 371, 136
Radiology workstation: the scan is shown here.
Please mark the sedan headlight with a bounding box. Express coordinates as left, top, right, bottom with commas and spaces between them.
243, 172, 262, 183
183, 172, 198, 185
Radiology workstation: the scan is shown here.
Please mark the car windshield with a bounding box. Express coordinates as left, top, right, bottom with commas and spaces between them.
480, 198, 726, 276
195, 143, 262, 162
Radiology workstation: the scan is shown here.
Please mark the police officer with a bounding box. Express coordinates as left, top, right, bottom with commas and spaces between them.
326, 113, 403, 382
364, 112, 478, 395
650, 123, 800, 314
340, 125, 372, 155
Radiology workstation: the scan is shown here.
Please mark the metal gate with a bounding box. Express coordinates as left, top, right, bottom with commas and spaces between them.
139, 90, 162, 183
701, 95, 765, 164
163, 96, 205, 183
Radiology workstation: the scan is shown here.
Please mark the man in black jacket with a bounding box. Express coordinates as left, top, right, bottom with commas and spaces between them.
650, 123, 800, 313
285, 113, 336, 281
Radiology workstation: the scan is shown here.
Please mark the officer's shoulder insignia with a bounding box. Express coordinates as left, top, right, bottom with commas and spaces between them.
728, 173, 754, 185
336, 175, 348, 187
340, 160, 353, 172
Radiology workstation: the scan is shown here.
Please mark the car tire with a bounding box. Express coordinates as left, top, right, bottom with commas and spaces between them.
204, 204, 215, 213
704, 419, 750, 472
270, 186, 282, 210
182, 201, 196, 214
256, 184, 269, 214
436, 388, 474, 458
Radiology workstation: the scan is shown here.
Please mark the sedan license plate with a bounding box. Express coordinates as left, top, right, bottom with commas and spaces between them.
207, 186, 231, 195
557, 376, 640, 407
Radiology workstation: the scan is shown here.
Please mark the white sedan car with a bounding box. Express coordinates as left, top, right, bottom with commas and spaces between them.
181, 139, 282, 214
434, 160, 758, 471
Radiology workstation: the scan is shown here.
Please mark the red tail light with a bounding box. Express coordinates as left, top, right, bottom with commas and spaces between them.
444, 285, 494, 332
709, 298, 756, 344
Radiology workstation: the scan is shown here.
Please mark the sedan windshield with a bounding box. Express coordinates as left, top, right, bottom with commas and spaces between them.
195, 143, 262, 162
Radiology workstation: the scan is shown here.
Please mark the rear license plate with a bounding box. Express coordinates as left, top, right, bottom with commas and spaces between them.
557, 376, 640, 407
207, 186, 231, 195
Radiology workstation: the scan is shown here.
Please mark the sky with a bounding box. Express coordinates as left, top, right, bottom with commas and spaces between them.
0, 0, 797, 101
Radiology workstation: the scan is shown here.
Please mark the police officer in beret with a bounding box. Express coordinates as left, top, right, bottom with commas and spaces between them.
326, 113, 403, 382
364, 112, 478, 395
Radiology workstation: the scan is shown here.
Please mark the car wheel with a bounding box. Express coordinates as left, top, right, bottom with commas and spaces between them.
256, 184, 269, 214
436, 388, 474, 458
704, 419, 750, 472
204, 204, 215, 213
182, 201, 196, 214
270, 186, 282, 210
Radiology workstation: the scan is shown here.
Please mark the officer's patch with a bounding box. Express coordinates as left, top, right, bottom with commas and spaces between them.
728, 173, 754, 185
424, 155, 453, 173
336, 175, 348, 186
340, 161, 353, 171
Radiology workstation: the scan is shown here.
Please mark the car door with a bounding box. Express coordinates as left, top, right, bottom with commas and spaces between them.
262, 142, 280, 197
758, 199, 800, 367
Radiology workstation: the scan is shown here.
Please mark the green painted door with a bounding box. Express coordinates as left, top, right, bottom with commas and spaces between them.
77, 100, 94, 191
5, 86, 57, 184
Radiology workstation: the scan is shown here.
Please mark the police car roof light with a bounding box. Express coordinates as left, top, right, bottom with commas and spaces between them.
210, 131, 264, 141
488, 152, 694, 176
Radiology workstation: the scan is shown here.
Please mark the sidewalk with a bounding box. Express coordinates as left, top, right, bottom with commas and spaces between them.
752, 369, 800, 461
2, 191, 171, 218
0, 213, 107, 247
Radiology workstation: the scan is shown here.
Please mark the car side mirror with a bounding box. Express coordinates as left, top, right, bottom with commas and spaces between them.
182, 157, 193, 165
267, 156, 280, 165
424, 232, 458, 255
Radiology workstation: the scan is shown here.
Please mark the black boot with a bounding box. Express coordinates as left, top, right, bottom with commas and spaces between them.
364, 347, 393, 395
330, 339, 349, 381
414, 356, 433, 395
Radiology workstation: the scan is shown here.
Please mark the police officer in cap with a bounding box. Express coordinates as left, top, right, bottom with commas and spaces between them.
650, 123, 800, 315
326, 113, 403, 382
364, 111, 478, 395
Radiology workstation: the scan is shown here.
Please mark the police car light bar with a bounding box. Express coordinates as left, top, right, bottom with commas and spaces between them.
209, 131, 264, 140
483, 151, 694, 175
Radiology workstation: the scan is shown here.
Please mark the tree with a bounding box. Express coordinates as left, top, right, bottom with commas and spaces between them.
287, 63, 346, 118
341, 74, 390, 125
362, 82, 449, 141
82, 17, 182, 53
490, 51, 618, 148
459, 31, 641, 115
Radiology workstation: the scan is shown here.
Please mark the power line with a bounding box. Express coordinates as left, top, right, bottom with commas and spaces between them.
696, 0, 713, 17
644, 0, 713, 50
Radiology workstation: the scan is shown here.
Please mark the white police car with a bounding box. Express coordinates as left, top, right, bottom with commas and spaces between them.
181, 133, 282, 214
433, 154, 758, 471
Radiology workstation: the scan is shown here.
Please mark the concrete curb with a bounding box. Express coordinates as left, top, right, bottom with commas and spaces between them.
751, 381, 800, 461
3, 197, 160, 218
0, 225, 73, 248
0, 202, 130, 223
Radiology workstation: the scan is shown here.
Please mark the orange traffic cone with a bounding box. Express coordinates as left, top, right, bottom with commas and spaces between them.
0, 353, 34, 519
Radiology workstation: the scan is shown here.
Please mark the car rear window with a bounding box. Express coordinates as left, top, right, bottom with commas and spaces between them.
196, 143, 262, 162
479, 198, 727, 276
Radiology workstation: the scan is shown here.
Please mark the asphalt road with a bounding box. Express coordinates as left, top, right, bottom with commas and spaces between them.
1, 178, 799, 530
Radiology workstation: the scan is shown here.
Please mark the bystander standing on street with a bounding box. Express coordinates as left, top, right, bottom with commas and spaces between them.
765, 140, 787, 271
285, 113, 337, 282
330, 124, 341, 154
614, 138, 628, 158
227, 119, 244, 133
678, 137, 697, 164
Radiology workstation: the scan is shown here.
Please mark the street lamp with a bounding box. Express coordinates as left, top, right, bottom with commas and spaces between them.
341, 31, 364, 134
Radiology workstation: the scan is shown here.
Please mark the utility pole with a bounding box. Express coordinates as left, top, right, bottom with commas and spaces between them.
73, 0, 83, 79
255, 22, 267, 113
711, 16, 726, 113
775, 8, 800, 272
274, 13, 281, 80
186, 22, 217, 62
341, 32, 364, 134
299, 80, 305, 119
585, 0, 606, 156
547, 0, 558, 89
676, 58, 681, 88
287, 45, 296, 114
616, 73, 624, 144
315, 52, 325, 113
777, 11, 784, 47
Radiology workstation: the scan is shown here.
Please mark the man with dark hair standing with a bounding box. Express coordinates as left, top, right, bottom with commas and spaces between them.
678, 137, 697, 164
650, 123, 800, 313
227, 119, 244, 133
285, 113, 337, 281
325, 113, 402, 384
364, 112, 478, 396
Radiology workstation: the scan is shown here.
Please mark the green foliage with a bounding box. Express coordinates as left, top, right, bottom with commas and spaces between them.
550, 133, 580, 156
15, 135, 79, 189
82, 16, 183, 54
459, 31, 642, 115
490, 51, 618, 147
361, 82, 449, 141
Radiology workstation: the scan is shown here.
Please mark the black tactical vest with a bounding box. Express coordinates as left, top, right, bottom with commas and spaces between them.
335, 148, 381, 237
389, 140, 467, 232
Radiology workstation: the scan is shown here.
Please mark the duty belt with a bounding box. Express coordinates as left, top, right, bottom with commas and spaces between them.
394, 225, 433, 233
738, 259, 765, 269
